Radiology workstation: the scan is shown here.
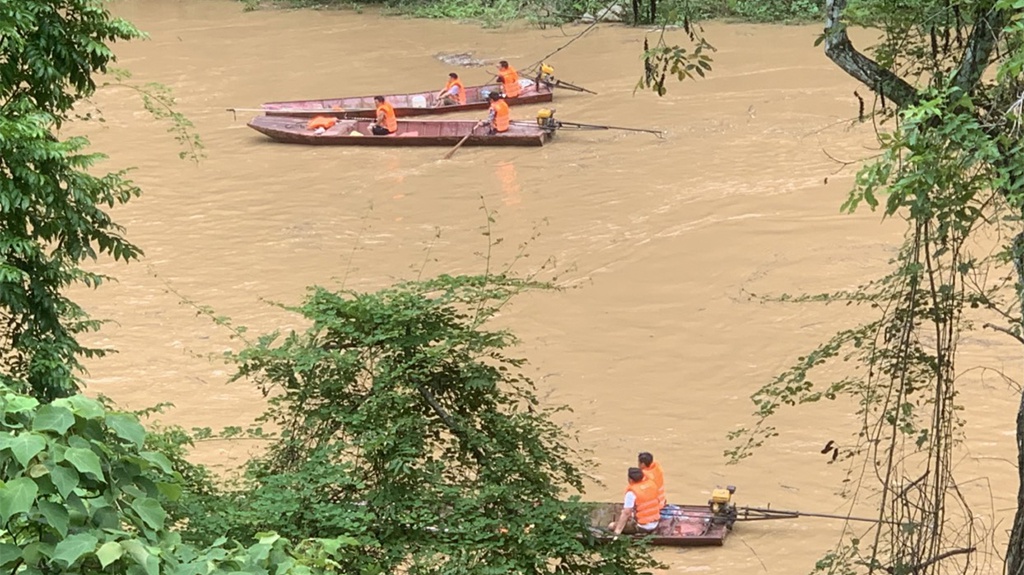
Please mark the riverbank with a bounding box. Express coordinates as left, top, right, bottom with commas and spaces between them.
237, 0, 824, 27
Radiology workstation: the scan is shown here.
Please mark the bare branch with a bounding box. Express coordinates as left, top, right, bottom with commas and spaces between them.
983, 322, 1024, 346
889, 546, 976, 574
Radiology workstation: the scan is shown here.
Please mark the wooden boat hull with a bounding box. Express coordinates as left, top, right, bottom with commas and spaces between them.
587, 503, 730, 547
247, 115, 552, 147
261, 80, 553, 119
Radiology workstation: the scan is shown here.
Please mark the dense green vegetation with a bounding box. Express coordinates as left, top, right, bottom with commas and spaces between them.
242, 0, 823, 26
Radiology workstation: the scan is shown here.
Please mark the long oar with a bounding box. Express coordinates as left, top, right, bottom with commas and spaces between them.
552, 79, 597, 95
226, 107, 375, 120
514, 119, 664, 138
442, 126, 477, 160
655, 506, 884, 524
735, 506, 886, 524
556, 120, 663, 137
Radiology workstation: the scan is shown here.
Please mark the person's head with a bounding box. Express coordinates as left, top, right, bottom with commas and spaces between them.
488, 91, 502, 102
449, 72, 459, 80
627, 467, 645, 483
498, 60, 509, 69
374, 95, 385, 104
638, 452, 654, 468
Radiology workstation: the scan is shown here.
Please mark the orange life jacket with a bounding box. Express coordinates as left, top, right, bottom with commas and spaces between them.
490, 99, 510, 132
444, 78, 466, 105
643, 461, 667, 508
498, 66, 520, 98
626, 479, 662, 525
306, 115, 337, 131
376, 101, 398, 133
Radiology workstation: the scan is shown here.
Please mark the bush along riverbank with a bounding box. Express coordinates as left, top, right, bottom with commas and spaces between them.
237, 0, 827, 26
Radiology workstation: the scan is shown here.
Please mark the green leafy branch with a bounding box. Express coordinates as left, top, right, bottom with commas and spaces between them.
636, 29, 715, 96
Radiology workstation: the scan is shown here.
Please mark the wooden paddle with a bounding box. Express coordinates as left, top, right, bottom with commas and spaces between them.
442, 125, 478, 160
225, 106, 376, 120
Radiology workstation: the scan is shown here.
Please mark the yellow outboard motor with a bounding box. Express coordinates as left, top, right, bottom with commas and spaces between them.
536, 108, 558, 131
708, 485, 738, 530
538, 62, 556, 86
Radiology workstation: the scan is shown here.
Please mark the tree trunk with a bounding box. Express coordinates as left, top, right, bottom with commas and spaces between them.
1008, 386, 1024, 575
1006, 233, 1024, 575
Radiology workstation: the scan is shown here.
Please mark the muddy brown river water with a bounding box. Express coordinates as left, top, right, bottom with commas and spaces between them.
68, 0, 1020, 571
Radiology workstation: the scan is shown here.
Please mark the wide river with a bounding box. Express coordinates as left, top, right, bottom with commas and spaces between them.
71, 0, 1019, 572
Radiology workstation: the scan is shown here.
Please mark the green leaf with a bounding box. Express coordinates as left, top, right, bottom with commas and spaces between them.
120, 540, 158, 575
0, 477, 38, 524
140, 451, 173, 475
105, 414, 145, 448
50, 465, 79, 498
37, 500, 69, 537
27, 464, 49, 479
156, 481, 182, 501
130, 497, 166, 530
33, 405, 75, 435
63, 447, 104, 480
21, 541, 55, 566
5, 433, 46, 467
51, 532, 98, 567
4, 396, 39, 414
52, 396, 105, 421
0, 543, 20, 567
96, 541, 123, 568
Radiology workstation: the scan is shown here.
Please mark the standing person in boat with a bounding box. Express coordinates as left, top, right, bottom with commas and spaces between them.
370, 95, 397, 136
495, 60, 521, 99
607, 467, 662, 535
434, 72, 466, 107
475, 91, 510, 135
638, 452, 667, 508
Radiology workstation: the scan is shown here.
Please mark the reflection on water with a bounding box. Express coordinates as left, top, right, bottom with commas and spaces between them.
496, 161, 521, 206
72, 2, 1019, 571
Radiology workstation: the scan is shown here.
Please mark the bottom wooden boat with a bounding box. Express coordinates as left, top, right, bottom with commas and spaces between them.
586, 503, 731, 547
247, 115, 551, 147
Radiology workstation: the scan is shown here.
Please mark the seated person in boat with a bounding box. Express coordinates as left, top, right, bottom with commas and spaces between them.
638, 452, 667, 507
435, 72, 466, 107
475, 92, 510, 135
495, 60, 521, 98
370, 95, 397, 136
608, 467, 662, 535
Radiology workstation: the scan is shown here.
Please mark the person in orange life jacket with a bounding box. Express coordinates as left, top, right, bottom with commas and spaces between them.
638, 452, 667, 507
370, 95, 397, 136
608, 467, 662, 535
435, 72, 466, 107
495, 60, 521, 98
475, 92, 510, 135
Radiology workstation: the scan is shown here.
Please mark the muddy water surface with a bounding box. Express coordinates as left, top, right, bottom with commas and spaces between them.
72, 2, 1020, 571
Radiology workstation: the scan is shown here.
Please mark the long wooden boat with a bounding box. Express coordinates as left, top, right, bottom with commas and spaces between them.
247, 115, 552, 147
260, 80, 553, 119
586, 503, 732, 547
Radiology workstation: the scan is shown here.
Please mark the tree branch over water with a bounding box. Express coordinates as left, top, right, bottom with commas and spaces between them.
823, 0, 918, 108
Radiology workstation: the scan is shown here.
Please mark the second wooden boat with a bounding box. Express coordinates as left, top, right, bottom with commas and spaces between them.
260, 80, 553, 119
247, 115, 552, 147
586, 503, 732, 547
